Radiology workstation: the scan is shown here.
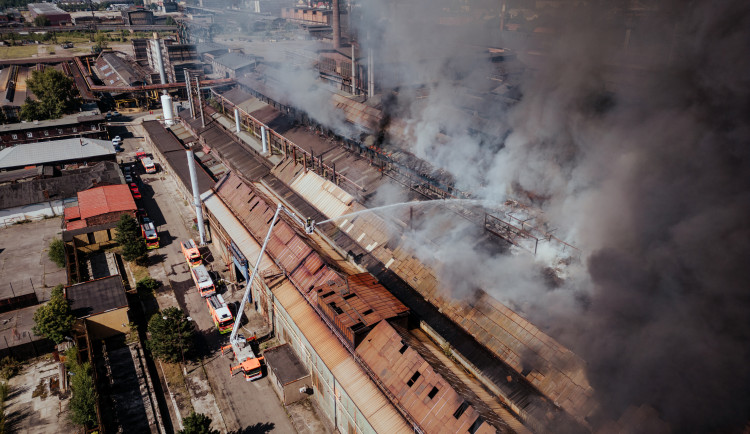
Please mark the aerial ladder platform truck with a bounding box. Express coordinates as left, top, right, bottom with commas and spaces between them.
222, 204, 315, 381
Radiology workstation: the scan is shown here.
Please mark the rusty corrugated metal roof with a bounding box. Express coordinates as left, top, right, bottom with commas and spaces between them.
201, 190, 277, 273
289, 170, 354, 219
273, 280, 412, 433
357, 321, 499, 434
282, 163, 597, 426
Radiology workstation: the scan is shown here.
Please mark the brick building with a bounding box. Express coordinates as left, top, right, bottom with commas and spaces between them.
0, 111, 107, 148
64, 184, 137, 230
27, 3, 72, 26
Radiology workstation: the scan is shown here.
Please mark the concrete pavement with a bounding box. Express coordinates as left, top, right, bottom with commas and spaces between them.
122, 119, 297, 433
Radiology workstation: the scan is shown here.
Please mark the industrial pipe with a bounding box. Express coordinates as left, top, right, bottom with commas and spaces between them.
261, 126, 268, 154
186, 150, 206, 244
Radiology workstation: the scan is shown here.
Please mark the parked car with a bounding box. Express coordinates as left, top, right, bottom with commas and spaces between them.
112, 136, 122, 146
129, 183, 141, 199
125, 174, 133, 183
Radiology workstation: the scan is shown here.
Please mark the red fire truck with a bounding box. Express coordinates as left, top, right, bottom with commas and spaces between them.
190, 264, 215, 297
141, 221, 159, 249
181, 239, 201, 267
206, 294, 233, 334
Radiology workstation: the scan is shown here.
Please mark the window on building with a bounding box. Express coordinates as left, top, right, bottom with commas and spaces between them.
44, 130, 49, 136
72, 128, 77, 132
399, 340, 408, 354
468, 417, 485, 434
26, 132, 33, 138
11, 134, 17, 140
58, 129, 63, 134
428, 386, 439, 399
407, 371, 421, 387
453, 401, 469, 419
91, 125, 97, 130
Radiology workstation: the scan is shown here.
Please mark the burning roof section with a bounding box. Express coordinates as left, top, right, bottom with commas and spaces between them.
311, 273, 409, 347
278, 166, 596, 426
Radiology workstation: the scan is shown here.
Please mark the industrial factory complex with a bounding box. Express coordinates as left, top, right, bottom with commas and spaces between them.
1, 0, 741, 433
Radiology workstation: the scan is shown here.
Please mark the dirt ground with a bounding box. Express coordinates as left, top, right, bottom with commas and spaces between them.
4, 356, 75, 433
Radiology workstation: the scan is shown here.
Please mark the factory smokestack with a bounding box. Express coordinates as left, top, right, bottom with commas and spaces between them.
261, 126, 268, 154
234, 108, 241, 133
152, 34, 167, 85
332, 0, 341, 49
186, 150, 205, 244
351, 44, 357, 95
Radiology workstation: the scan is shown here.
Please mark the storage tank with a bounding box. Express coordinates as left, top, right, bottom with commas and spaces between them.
161, 94, 175, 126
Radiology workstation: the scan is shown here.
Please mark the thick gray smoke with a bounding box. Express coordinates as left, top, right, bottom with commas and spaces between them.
354, 0, 750, 431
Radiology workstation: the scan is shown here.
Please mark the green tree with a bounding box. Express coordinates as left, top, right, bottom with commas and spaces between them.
33, 15, 50, 26
32, 285, 75, 344
147, 307, 195, 363
21, 69, 80, 120
115, 215, 147, 263
178, 412, 219, 434
92, 32, 109, 54
19, 98, 43, 121
68, 358, 97, 428
48, 238, 66, 268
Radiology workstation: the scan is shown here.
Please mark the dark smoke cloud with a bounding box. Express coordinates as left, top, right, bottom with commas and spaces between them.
354, 0, 750, 431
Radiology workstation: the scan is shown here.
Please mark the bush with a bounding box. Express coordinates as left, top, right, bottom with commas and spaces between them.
178, 412, 219, 434
0, 357, 21, 381
68, 357, 97, 428
136, 276, 161, 293
48, 238, 66, 268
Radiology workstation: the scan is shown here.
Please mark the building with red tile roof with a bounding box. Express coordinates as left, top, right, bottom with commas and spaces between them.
65, 184, 136, 230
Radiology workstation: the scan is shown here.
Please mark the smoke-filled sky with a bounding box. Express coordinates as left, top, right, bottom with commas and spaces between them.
353, 0, 750, 431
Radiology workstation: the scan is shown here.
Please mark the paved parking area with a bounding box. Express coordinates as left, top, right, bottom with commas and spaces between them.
122, 119, 308, 433
0, 218, 67, 303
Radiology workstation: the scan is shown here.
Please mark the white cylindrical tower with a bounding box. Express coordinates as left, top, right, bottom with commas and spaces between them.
161, 94, 174, 126
186, 150, 206, 244
152, 38, 167, 85
261, 126, 268, 154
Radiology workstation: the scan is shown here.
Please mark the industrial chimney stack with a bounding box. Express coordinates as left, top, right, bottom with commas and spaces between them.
332, 0, 341, 49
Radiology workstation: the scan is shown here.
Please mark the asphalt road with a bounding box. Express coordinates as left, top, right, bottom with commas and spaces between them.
118, 120, 296, 433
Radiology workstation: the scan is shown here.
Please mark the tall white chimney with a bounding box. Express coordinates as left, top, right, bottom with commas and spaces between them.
152, 38, 167, 85
351, 44, 356, 95
186, 150, 206, 244
234, 108, 241, 133
261, 126, 268, 154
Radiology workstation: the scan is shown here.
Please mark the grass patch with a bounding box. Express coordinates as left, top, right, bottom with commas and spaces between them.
131, 262, 150, 282
161, 362, 194, 413
0, 45, 40, 59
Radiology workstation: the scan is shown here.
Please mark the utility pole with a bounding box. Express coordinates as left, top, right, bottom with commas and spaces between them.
195, 76, 205, 128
